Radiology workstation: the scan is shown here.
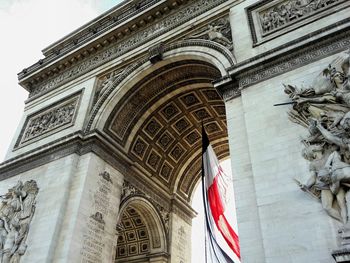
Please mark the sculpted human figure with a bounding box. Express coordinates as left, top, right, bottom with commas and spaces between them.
299, 144, 345, 222
321, 151, 350, 194
0, 183, 25, 224
2, 220, 19, 263
314, 119, 350, 151
0, 220, 7, 250
0, 181, 38, 263
190, 22, 232, 49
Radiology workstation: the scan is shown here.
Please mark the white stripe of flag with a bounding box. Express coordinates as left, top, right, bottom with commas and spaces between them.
202, 126, 240, 262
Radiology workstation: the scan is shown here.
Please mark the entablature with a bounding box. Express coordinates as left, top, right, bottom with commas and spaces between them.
18, 0, 238, 103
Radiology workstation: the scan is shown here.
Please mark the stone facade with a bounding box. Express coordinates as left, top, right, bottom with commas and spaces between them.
0, 0, 349, 262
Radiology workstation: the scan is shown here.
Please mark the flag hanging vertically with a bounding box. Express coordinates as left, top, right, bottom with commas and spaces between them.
201, 126, 240, 262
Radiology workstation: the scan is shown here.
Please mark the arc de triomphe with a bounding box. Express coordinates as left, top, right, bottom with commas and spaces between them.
1, 0, 350, 262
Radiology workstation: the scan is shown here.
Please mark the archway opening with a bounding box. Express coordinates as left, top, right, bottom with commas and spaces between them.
97, 51, 234, 262
115, 198, 168, 263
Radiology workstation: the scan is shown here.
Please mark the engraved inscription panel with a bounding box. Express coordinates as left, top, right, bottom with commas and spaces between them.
80, 171, 116, 262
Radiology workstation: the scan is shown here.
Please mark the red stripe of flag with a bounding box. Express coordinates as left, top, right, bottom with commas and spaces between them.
208, 174, 240, 258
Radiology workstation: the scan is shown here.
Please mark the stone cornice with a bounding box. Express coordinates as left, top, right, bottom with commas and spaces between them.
19, 0, 232, 101
0, 130, 171, 203
18, 0, 169, 81
222, 18, 350, 100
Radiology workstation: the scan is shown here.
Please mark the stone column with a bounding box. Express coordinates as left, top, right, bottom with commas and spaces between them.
53, 152, 124, 262
168, 198, 196, 263
225, 94, 266, 262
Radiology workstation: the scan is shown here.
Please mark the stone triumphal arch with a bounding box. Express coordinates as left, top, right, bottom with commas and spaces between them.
1, 0, 350, 262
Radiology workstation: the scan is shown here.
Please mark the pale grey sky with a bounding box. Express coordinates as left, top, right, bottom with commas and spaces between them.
0, 0, 118, 161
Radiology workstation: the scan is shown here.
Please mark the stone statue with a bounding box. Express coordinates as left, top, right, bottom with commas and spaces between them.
284, 51, 350, 225
188, 18, 234, 51
0, 181, 39, 263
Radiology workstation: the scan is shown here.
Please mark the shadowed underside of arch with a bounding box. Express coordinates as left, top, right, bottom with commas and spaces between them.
104, 59, 229, 200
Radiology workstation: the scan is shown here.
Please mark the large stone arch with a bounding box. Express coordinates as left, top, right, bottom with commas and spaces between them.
2, 0, 348, 262
85, 40, 235, 134
83, 50, 230, 204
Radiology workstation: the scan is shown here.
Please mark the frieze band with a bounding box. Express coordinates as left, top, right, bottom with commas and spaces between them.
26, 0, 229, 101
221, 21, 350, 101
247, 0, 349, 45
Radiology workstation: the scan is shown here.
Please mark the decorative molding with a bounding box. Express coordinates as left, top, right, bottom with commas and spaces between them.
222, 22, 350, 100
238, 29, 350, 89
246, 0, 349, 46
213, 76, 240, 101
15, 91, 82, 148
0, 180, 39, 263
163, 39, 236, 66
18, 0, 166, 80
25, 0, 230, 101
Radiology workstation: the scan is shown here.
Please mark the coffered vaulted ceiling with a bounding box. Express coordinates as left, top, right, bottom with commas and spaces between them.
104, 60, 229, 200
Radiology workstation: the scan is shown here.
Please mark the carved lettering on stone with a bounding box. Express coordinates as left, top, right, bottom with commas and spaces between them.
80, 171, 113, 262
0, 180, 39, 263
188, 17, 233, 51
18, 94, 80, 146
284, 51, 350, 250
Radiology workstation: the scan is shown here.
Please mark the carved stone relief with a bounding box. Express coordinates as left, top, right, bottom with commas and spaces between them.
187, 16, 234, 52
93, 70, 123, 108
284, 51, 350, 255
247, 0, 349, 45
0, 180, 39, 263
16, 92, 81, 147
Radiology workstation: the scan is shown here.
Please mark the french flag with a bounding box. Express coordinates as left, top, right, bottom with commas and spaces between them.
201, 126, 240, 262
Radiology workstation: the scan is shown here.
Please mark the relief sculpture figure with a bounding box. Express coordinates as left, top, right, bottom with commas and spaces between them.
189, 18, 234, 51
284, 52, 350, 225
260, 0, 341, 33
0, 181, 38, 263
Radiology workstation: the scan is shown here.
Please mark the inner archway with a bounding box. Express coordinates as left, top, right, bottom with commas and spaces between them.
102, 58, 230, 198
116, 197, 168, 263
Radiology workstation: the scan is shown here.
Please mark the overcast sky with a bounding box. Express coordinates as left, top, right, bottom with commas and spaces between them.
0, 0, 118, 161
0, 2, 237, 262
